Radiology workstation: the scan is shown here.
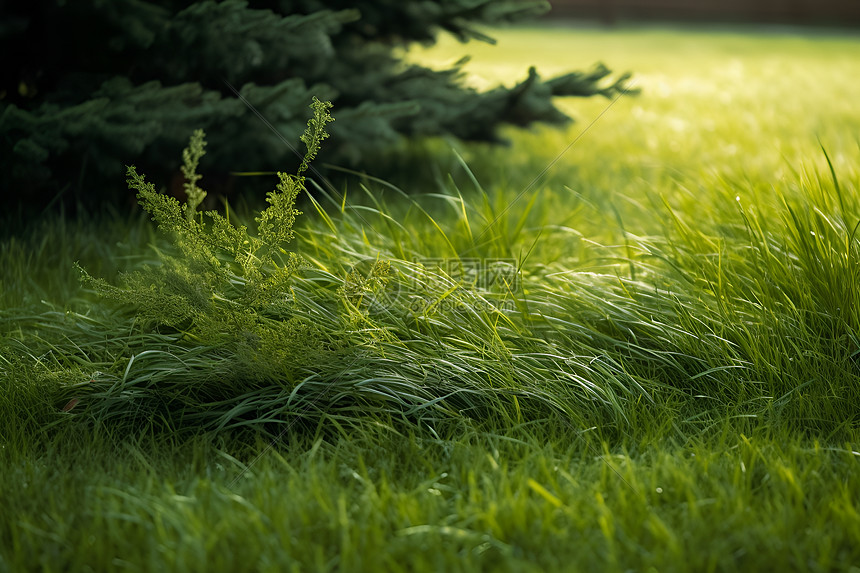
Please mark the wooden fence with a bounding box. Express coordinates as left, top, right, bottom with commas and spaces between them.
546, 0, 860, 25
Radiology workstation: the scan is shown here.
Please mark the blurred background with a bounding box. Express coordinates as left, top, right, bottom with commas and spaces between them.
546, 0, 860, 26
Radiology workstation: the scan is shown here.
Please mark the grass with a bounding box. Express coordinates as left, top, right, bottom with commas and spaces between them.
3, 427, 860, 572
3, 24, 860, 571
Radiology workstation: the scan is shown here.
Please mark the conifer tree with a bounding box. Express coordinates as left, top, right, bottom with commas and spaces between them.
0, 0, 632, 209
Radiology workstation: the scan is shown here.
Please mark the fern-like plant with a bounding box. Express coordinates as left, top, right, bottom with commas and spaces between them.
78, 97, 335, 383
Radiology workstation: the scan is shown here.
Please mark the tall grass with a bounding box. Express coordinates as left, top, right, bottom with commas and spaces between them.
3, 141, 857, 442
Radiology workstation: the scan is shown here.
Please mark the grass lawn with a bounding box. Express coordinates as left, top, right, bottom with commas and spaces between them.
3, 25, 860, 572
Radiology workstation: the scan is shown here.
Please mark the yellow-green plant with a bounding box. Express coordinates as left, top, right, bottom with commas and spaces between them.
78, 97, 334, 381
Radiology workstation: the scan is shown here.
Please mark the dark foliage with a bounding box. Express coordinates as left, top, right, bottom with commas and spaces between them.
0, 0, 632, 211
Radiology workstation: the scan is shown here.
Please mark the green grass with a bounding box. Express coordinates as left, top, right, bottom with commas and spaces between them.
3, 25, 860, 571
3, 427, 860, 572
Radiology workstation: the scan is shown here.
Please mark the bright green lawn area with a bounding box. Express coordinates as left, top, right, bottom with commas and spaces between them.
3, 26, 860, 572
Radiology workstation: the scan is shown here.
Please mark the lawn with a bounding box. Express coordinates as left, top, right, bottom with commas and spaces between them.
2, 25, 860, 572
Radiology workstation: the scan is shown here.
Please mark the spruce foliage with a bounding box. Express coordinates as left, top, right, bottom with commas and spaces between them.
1, 0, 633, 209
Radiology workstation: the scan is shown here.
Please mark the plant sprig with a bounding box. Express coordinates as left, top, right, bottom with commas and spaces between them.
80, 98, 335, 358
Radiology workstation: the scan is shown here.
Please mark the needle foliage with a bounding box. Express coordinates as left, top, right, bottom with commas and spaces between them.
0, 0, 633, 211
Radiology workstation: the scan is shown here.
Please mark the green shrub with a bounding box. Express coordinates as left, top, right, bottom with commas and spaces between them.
81, 97, 332, 360
69, 98, 341, 433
